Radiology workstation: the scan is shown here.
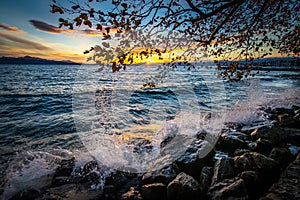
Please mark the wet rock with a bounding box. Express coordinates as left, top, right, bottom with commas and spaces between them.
250, 126, 286, 144
217, 132, 248, 155
234, 152, 279, 184
269, 147, 294, 169
52, 176, 76, 187
234, 149, 251, 156
142, 165, 176, 185
282, 127, 300, 146
238, 171, 262, 199
277, 113, 295, 127
208, 177, 248, 200
176, 140, 215, 178
223, 122, 243, 132
141, 183, 167, 200
55, 157, 75, 177
211, 157, 236, 186
199, 166, 213, 194
261, 153, 300, 200
130, 138, 153, 154
106, 170, 139, 192
121, 187, 142, 200
36, 184, 103, 200
10, 189, 41, 200
289, 145, 300, 156
266, 107, 294, 120
103, 185, 118, 200
167, 172, 201, 200
248, 138, 274, 156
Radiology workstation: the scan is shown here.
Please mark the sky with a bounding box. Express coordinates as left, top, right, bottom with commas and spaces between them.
0, 0, 99, 63
0, 0, 290, 64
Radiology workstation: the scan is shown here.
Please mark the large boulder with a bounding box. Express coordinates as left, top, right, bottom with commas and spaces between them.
238, 171, 262, 199
248, 138, 275, 156
35, 184, 103, 200
176, 140, 215, 178
167, 172, 201, 200
211, 157, 236, 186
208, 177, 248, 200
199, 166, 213, 194
261, 153, 300, 200
234, 152, 279, 184
216, 132, 248, 155
142, 165, 176, 185
269, 147, 294, 169
141, 183, 167, 200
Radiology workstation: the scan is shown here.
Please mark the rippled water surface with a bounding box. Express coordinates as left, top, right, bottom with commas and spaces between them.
0, 64, 299, 178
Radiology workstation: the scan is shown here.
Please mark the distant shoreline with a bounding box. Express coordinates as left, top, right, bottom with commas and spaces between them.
0, 56, 80, 65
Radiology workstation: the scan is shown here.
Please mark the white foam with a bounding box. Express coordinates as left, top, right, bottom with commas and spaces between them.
1, 149, 73, 200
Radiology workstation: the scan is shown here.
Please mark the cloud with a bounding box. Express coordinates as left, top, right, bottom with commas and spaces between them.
29, 20, 75, 34
80, 29, 102, 36
0, 31, 53, 51
0, 23, 25, 33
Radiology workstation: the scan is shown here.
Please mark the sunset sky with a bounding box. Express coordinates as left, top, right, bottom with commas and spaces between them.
0, 0, 289, 64
0, 0, 100, 63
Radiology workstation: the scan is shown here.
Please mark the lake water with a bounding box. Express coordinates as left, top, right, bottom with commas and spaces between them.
0, 64, 299, 186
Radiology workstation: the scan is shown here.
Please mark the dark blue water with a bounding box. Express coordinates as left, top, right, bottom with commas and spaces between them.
0, 64, 299, 181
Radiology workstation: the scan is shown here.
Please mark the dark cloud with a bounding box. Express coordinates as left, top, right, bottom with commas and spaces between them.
0, 23, 24, 33
29, 20, 67, 34
0, 31, 53, 51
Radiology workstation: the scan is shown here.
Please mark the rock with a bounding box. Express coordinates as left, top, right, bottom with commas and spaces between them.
55, 157, 75, 177
238, 171, 262, 199
248, 138, 274, 156
282, 127, 300, 146
121, 187, 142, 200
211, 157, 236, 186
142, 165, 176, 185
261, 153, 300, 200
35, 184, 103, 200
103, 185, 118, 199
130, 138, 153, 154
141, 183, 167, 200
234, 149, 251, 156
176, 140, 215, 178
167, 172, 201, 200
199, 166, 213, 194
208, 178, 248, 200
289, 145, 300, 156
217, 132, 248, 155
9, 189, 41, 200
234, 152, 279, 184
277, 113, 295, 127
251, 126, 286, 144
105, 170, 140, 192
52, 176, 76, 187
269, 147, 294, 169
267, 107, 294, 120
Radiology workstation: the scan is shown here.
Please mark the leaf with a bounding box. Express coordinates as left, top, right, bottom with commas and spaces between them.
96, 24, 102, 31
105, 27, 111, 34
121, 3, 127, 9
51, 5, 64, 14
72, 5, 80, 10
84, 20, 92, 28
74, 17, 82, 26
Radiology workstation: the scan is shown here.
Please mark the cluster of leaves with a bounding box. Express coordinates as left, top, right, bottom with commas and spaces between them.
51, 0, 299, 82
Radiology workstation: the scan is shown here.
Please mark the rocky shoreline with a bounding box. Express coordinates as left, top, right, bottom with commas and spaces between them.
1, 105, 300, 200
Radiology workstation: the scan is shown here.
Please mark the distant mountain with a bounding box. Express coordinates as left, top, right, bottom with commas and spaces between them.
0, 56, 80, 65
